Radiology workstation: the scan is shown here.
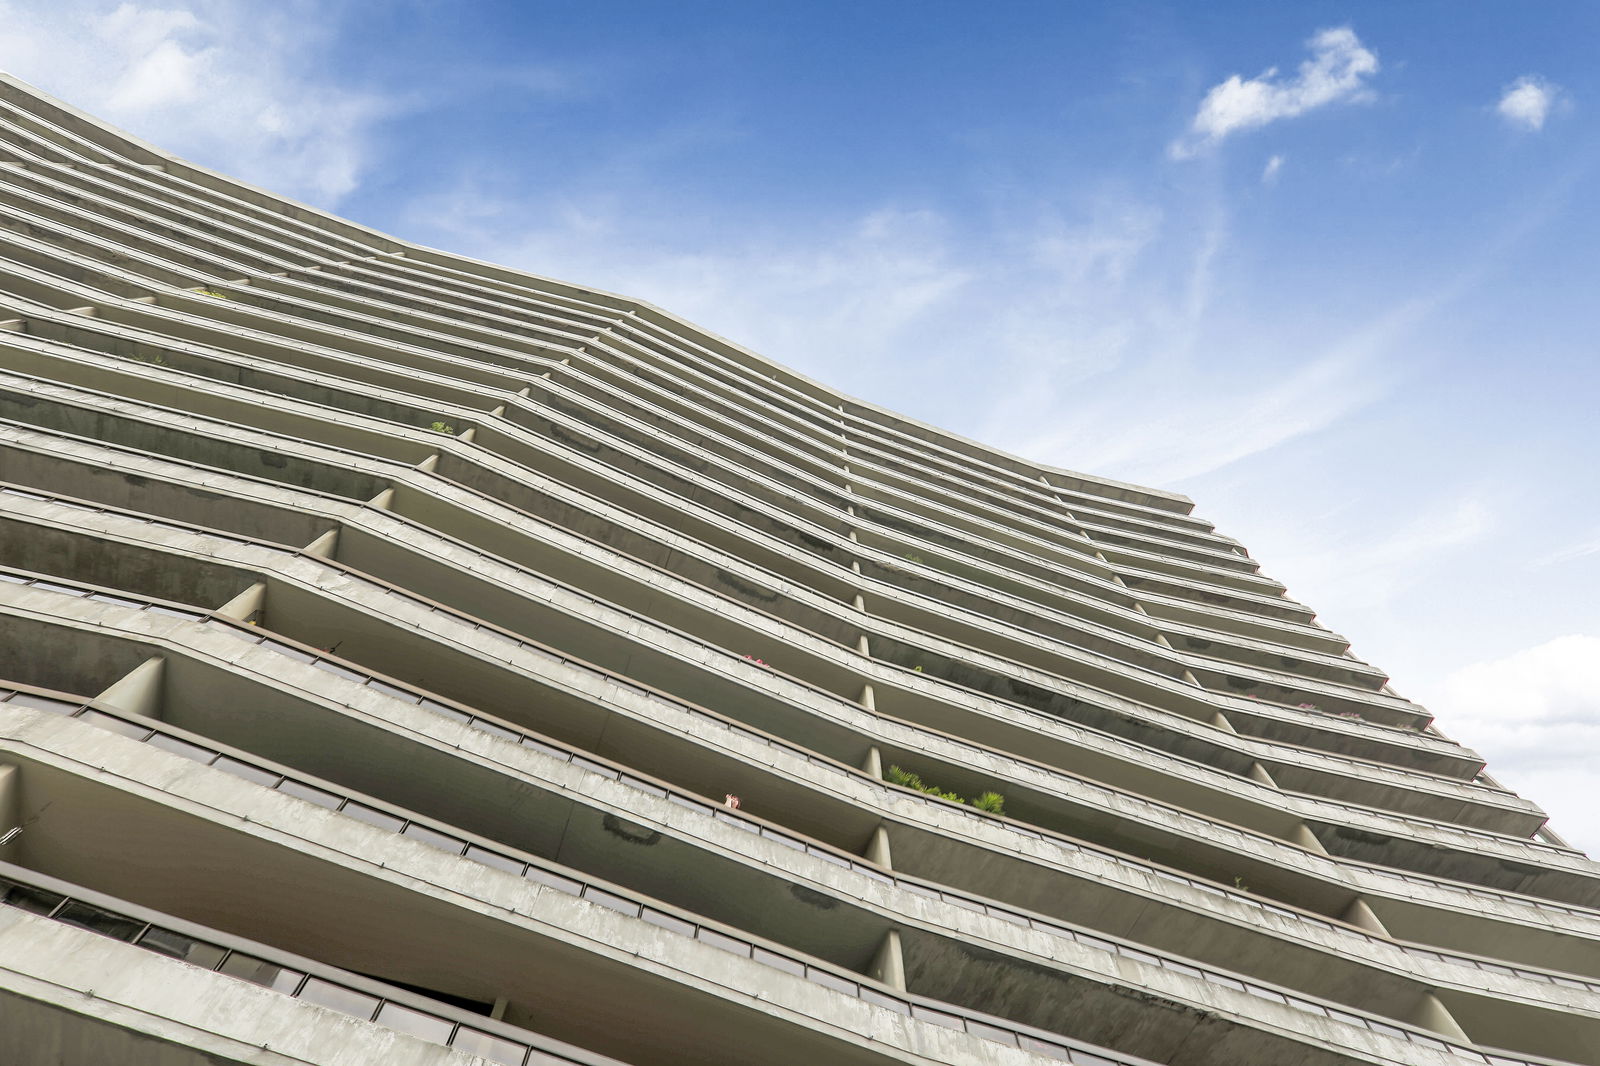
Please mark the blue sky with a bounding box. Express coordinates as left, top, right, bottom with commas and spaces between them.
2, 0, 1596, 850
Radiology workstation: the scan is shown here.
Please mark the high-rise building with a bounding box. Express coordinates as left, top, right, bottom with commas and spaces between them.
0, 74, 1593, 1066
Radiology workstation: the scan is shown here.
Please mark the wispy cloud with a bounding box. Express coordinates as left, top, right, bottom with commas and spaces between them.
1261, 154, 1286, 185
0, 0, 400, 205
1432, 635, 1600, 853
1497, 75, 1562, 131
1171, 27, 1379, 158
1538, 533, 1600, 567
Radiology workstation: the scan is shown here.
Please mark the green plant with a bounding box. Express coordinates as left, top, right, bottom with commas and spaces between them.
972, 791, 1006, 815
196, 287, 230, 299
1232, 875, 1250, 892
429, 421, 454, 434
903, 554, 923, 564
886, 765, 1005, 815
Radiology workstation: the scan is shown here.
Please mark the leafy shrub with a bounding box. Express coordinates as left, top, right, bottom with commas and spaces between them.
887, 765, 1004, 816
972, 791, 1006, 815
429, 421, 454, 434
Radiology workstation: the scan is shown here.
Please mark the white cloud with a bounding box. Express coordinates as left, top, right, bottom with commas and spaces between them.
1256, 491, 1495, 620
1497, 75, 1561, 131
1435, 636, 1600, 854
1539, 534, 1600, 567
1171, 27, 1379, 158
0, 0, 397, 205
1261, 154, 1285, 185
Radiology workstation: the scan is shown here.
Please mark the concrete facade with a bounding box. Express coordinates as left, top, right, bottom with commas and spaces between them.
0, 73, 1594, 1065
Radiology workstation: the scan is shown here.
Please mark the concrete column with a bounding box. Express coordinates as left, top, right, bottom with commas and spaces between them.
490, 997, 509, 1022
414, 454, 440, 472
865, 826, 893, 869
1247, 762, 1278, 788
96, 656, 165, 720
489, 404, 506, 417
365, 488, 396, 511
1290, 822, 1328, 854
861, 746, 883, 778
851, 593, 866, 612
1341, 896, 1391, 937
858, 685, 876, 712
867, 930, 907, 991
1182, 669, 1203, 686
1410, 991, 1471, 1042
1152, 631, 1171, 646
857, 633, 871, 657
214, 581, 266, 622
302, 527, 341, 557
457, 427, 476, 444
1211, 711, 1236, 732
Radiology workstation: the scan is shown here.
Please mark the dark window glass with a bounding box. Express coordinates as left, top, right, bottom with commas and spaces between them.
137, 926, 228, 969
0, 880, 64, 914
56, 901, 145, 941
218, 952, 305, 992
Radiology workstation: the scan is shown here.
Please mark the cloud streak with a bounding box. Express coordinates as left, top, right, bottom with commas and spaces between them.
1171, 27, 1379, 158
0, 0, 398, 205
